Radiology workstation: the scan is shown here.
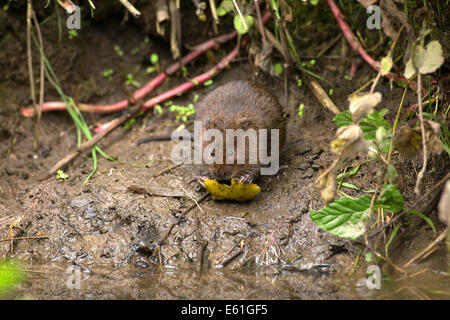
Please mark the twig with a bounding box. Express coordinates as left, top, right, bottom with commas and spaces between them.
255, 0, 266, 42
26, 0, 37, 142
0, 235, 48, 242
209, 0, 219, 35
232, 0, 247, 31
374, 251, 407, 274
414, 72, 427, 194
314, 158, 339, 185
309, 80, 340, 114
117, 0, 141, 17
154, 163, 183, 177
402, 226, 449, 269
177, 181, 205, 214
30, 4, 45, 151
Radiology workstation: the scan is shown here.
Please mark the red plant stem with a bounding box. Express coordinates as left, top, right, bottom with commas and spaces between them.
94, 10, 272, 133
95, 38, 250, 132
325, 0, 408, 83
21, 29, 238, 117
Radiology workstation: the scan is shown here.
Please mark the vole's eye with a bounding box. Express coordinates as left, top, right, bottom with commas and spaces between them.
210, 151, 215, 157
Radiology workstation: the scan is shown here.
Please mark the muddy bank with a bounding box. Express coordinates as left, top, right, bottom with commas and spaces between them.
0, 2, 449, 299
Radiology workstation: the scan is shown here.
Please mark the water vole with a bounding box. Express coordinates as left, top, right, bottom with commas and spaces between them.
195, 80, 286, 183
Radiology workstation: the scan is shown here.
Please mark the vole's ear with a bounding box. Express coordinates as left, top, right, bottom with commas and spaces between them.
240, 118, 252, 129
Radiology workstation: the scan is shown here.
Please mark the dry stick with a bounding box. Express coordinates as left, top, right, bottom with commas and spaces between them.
309, 80, 340, 114
209, 0, 219, 35
177, 181, 205, 214
118, 0, 141, 17
39, 104, 142, 180
314, 158, 339, 185
169, 0, 181, 59
26, 0, 36, 138
232, 0, 247, 31
30, 6, 45, 151
0, 235, 48, 242
402, 226, 449, 269
414, 72, 427, 194
255, 0, 266, 42
154, 163, 183, 177
159, 193, 210, 243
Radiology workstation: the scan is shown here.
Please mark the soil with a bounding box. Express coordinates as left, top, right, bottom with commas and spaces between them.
0, 3, 448, 300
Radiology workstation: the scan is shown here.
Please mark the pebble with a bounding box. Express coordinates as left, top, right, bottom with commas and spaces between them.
302, 170, 314, 179
135, 260, 149, 268
70, 198, 90, 208
296, 147, 312, 156
311, 164, 323, 170
297, 162, 311, 171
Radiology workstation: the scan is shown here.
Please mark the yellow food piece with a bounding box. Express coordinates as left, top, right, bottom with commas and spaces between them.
204, 179, 261, 201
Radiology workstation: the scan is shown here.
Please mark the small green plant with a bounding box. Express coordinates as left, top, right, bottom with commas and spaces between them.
273, 62, 283, 76
2, 0, 16, 11
0, 259, 26, 298
154, 104, 163, 115
68, 30, 78, 40
147, 53, 159, 74
125, 73, 140, 88
169, 104, 195, 122
298, 103, 304, 118
114, 45, 124, 57
150, 53, 159, 65
130, 47, 140, 55
103, 69, 114, 80
216, 0, 254, 35
56, 169, 69, 181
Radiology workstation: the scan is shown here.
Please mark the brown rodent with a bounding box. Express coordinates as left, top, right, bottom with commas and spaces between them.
195, 80, 286, 183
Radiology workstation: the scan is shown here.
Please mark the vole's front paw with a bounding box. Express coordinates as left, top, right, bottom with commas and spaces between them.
193, 175, 211, 188
238, 173, 254, 184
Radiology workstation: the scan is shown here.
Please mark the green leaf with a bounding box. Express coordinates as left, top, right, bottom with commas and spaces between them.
411, 209, 437, 235
378, 184, 404, 213
310, 195, 372, 240
0, 259, 26, 296
273, 62, 283, 76
150, 53, 159, 65
386, 165, 398, 185
340, 182, 361, 191
333, 111, 353, 128
360, 109, 392, 140
385, 223, 403, 258
365, 252, 374, 262
380, 56, 393, 76
337, 164, 360, 181
414, 41, 444, 75
217, 0, 233, 16
233, 14, 254, 35
404, 57, 416, 79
